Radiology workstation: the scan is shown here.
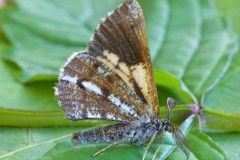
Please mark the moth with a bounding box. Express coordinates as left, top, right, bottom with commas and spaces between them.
55, 0, 189, 159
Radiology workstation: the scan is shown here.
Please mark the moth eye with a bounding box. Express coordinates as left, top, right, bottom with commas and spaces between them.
164, 126, 168, 131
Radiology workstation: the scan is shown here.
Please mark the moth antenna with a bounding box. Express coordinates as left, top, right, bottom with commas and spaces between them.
170, 124, 190, 159
166, 97, 176, 121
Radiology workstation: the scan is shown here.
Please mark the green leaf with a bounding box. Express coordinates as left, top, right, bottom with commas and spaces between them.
214, 0, 240, 34
153, 0, 201, 78
139, 0, 169, 59
154, 0, 238, 101
154, 69, 196, 104
202, 23, 240, 115
0, 127, 80, 160
201, 108, 240, 132
0, 60, 57, 111
201, 37, 240, 132
208, 132, 240, 160
187, 125, 228, 160
0, 0, 240, 159
167, 117, 229, 160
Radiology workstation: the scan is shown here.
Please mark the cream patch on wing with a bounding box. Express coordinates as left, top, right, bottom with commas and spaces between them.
97, 50, 133, 89
82, 81, 103, 95
131, 63, 148, 100
108, 94, 137, 116
103, 50, 119, 65
61, 74, 78, 84
97, 50, 150, 106
119, 62, 130, 76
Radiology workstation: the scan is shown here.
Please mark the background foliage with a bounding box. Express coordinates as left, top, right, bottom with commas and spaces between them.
0, 0, 239, 159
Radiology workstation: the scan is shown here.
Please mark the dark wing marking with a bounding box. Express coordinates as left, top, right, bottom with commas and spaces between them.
88, 0, 159, 117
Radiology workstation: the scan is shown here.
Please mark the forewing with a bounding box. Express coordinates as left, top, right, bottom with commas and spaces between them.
171, 125, 190, 159
56, 52, 147, 122
88, 0, 159, 116
55, 0, 159, 122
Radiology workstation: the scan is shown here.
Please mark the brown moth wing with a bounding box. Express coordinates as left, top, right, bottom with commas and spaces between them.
88, 0, 159, 117
55, 0, 159, 122
56, 52, 146, 122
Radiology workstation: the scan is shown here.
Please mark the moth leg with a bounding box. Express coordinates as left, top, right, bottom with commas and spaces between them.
152, 132, 165, 160
92, 137, 128, 157
142, 132, 158, 160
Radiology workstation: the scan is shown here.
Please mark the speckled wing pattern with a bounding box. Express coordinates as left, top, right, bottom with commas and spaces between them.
55, 0, 159, 123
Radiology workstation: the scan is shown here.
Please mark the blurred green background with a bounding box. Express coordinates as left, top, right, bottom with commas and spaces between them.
0, 0, 240, 159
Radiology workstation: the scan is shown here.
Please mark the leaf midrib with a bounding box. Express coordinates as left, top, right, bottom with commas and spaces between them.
0, 133, 71, 159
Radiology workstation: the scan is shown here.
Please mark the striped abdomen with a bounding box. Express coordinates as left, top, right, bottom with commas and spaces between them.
72, 123, 130, 144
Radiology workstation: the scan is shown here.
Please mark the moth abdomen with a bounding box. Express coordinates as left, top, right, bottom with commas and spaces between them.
72, 123, 130, 145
